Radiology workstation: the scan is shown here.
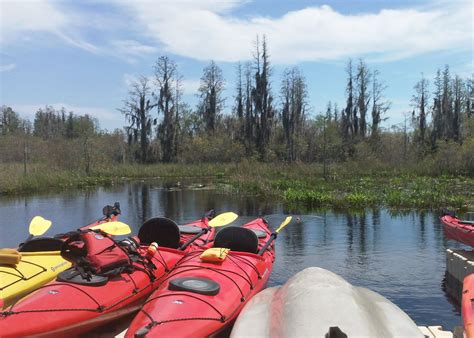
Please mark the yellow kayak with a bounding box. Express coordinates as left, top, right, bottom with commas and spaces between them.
0, 250, 71, 309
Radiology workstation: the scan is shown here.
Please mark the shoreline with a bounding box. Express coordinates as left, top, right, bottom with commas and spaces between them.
1, 163, 472, 210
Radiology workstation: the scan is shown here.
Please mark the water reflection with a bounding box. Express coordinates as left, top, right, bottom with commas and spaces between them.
0, 180, 467, 331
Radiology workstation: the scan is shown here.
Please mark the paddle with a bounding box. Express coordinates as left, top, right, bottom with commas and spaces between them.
208, 212, 238, 227
179, 212, 238, 250
26, 216, 52, 241
17, 216, 53, 250
89, 221, 132, 236
258, 216, 292, 255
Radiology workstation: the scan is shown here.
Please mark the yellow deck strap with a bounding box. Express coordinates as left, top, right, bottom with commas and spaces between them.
200, 247, 230, 263
0, 248, 22, 266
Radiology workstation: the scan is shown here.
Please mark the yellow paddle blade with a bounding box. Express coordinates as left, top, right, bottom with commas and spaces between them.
90, 221, 131, 235
29, 216, 52, 236
208, 212, 238, 227
275, 216, 292, 234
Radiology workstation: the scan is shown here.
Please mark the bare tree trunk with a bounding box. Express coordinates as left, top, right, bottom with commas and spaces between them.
371, 69, 390, 144
119, 76, 156, 163
198, 61, 225, 133
281, 67, 308, 162
155, 56, 180, 162
356, 59, 371, 138
244, 62, 254, 154
452, 75, 463, 143
234, 62, 245, 142
253, 35, 274, 160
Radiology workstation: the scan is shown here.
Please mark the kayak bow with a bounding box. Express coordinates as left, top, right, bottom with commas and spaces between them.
125, 218, 275, 338
441, 213, 474, 247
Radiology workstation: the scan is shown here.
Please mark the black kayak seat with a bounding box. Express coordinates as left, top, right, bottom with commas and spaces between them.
19, 237, 64, 252
138, 217, 180, 248
214, 226, 258, 254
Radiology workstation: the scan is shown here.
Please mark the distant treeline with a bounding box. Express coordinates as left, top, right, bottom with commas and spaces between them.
1, 36, 473, 176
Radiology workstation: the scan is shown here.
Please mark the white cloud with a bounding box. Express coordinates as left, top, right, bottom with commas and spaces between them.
110, 40, 158, 62
0, 63, 16, 72
3, 0, 469, 65
0, 0, 66, 40
112, 40, 157, 55
12, 103, 122, 130
0, 0, 98, 53
56, 32, 99, 54
117, 0, 472, 64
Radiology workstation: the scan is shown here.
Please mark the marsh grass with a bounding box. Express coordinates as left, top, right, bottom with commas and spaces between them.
0, 162, 472, 209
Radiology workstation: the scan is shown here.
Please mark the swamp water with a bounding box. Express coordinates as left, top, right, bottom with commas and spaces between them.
0, 180, 468, 331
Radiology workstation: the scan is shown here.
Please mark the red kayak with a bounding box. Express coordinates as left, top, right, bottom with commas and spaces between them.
0, 215, 214, 337
441, 213, 474, 247
0, 203, 122, 310
125, 218, 275, 338
463, 274, 474, 338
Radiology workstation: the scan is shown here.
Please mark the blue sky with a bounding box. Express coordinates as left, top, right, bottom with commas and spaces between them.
0, 0, 472, 131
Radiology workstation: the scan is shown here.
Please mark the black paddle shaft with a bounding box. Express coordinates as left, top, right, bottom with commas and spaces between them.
18, 234, 34, 250
258, 232, 277, 256
179, 227, 209, 250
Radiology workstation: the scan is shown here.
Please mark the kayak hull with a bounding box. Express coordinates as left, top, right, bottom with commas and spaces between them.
231, 267, 423, 338
441, 215, 474, 247
125, 218, 274, 338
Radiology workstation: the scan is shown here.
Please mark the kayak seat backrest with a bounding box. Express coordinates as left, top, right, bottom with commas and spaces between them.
18, 237, 64, 252
250, 228, 268, 238
213, 226, 258, 254
138, 217, 180, 248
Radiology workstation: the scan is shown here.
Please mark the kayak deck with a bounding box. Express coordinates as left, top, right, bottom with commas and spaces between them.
231, 267, 424, 338
125, 218, 274, 337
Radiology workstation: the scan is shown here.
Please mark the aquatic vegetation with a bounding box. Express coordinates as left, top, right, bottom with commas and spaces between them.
0, 162, 472, 210
345, 192, 379, 207
283, 188, 332, 206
